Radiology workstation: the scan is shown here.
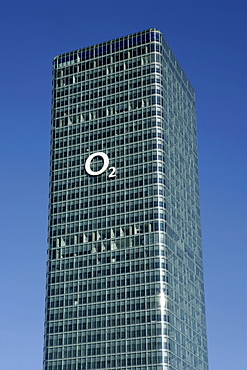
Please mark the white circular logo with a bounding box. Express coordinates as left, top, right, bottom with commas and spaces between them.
85, 152, 109, 176
85, 152, 116, 177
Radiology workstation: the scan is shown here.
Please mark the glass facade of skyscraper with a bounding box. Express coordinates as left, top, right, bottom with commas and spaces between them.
44, 29, 208, 370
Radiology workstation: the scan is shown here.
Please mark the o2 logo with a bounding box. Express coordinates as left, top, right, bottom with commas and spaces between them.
85, 152, 116, 178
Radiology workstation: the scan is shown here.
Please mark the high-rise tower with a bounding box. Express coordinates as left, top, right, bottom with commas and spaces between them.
44, 29, 208, 370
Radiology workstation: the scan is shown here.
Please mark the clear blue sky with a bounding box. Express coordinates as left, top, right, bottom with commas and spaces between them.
1, 1, 246, 369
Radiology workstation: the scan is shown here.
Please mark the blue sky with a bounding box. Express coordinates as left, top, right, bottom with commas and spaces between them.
1, 1, 246, 369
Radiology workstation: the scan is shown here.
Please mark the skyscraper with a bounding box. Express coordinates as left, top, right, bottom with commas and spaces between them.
44, 29, 208, 370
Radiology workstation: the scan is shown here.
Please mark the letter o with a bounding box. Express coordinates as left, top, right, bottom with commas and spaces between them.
85, 152, 109, 176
